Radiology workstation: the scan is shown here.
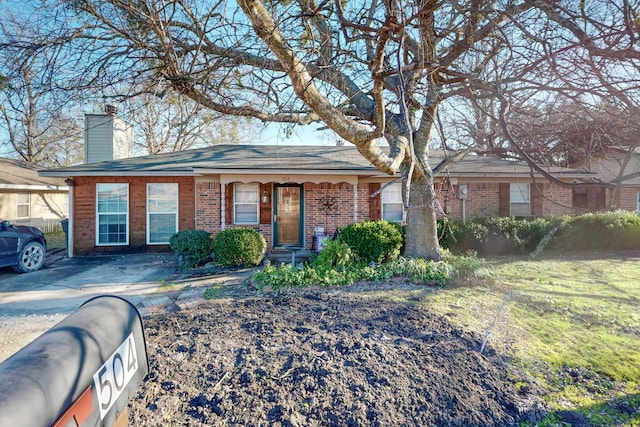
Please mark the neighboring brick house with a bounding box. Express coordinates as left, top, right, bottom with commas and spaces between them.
571, 147, 640, 213
0, 158, 68, 231
40, 144, 593, 257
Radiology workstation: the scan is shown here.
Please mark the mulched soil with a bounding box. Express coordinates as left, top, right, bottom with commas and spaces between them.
129, 281, 548, 426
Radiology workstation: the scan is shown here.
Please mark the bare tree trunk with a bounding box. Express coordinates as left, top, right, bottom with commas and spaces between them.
404, 171, 441, 260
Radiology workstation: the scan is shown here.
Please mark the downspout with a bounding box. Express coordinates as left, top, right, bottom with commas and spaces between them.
221, 183, 226, 230
67, 184, 74, 258
462, 198, 466, 223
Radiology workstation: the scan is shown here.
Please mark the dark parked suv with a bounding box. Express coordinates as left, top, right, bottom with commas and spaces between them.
0, 220, 47, 273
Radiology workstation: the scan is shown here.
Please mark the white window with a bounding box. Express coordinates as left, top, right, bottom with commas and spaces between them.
234, 183, 259, 224
510, 183, 531, 216
382, 182, 404, 222
96, 183, 129, 245
636, 193, 640, 214
147, 183, 179, 244
16, 192, 30, 218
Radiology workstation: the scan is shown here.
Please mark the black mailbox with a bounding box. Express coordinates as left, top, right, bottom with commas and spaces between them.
0, 295, 149, 427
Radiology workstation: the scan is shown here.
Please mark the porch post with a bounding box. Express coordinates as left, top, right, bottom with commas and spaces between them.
67, 185, 74, 258
221, 182, 226, 230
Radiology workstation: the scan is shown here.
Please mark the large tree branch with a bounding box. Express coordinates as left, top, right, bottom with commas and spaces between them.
236, 0, 407, 173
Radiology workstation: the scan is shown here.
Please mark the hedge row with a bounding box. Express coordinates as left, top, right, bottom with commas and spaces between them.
440, 210, 640, 256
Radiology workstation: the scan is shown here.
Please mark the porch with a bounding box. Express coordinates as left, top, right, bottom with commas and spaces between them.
266, 246, 315, 266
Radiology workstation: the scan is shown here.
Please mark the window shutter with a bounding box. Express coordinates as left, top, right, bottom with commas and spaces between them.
259, 183, 272, 224
499, 183, 510, 216
370, 183, 381, 220
225, 183, 234, 225
532, 184, 543, 216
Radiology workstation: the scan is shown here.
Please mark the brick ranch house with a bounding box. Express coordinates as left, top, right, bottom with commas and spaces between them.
40, 144, 596, 257
570, 147, 640, 213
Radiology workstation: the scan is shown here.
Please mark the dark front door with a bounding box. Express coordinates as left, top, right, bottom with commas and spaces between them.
274, 184, 303, 246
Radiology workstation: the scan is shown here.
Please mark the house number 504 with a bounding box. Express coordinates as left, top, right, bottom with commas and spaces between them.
93, 333, 139, 419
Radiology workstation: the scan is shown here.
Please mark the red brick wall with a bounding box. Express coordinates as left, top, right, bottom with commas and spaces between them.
72, 176, 194, 255
539, 183, 575, 216
195, 181, 369, 250
440, 183, 501, 220
617, 187, 640, 212
304, 183, 356, 248
437, 182, 575, 221
195, 181, 222, 234
73, 176, 587, 255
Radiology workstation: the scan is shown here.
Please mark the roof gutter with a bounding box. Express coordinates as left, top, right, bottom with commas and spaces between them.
0, 184, 69, 191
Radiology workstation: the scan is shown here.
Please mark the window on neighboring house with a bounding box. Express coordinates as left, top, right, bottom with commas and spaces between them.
96, 183, 129, 245
234, 183, 259, 224
382, 182, 404, 222
147, 183, 178, 244
637, 193, 640, 214
510, 183, 531, 216
573, 188, 588, 209
16, 192, 30, 218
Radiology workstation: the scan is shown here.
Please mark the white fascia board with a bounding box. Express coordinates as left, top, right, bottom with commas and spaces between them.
0, 184, 69, 191
193, 168, 375, 176
39, 170, 200, 177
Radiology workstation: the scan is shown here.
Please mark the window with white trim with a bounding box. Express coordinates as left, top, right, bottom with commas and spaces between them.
636, 192, 640, 214
234, 183, 259, 224
382, 182, 404, 222
16, 192, 30, 218
510, 183, 531, 216
96, 183, 129, 245
147, 183, 178, 244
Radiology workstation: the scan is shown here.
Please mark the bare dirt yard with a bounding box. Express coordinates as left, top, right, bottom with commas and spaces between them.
130, 280, 548, 426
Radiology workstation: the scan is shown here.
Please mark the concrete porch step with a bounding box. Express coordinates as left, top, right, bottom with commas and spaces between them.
267, 247, 315, 265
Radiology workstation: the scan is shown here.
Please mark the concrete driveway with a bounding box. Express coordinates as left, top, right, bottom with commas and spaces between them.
0, 252, 177, 316
0, 252, 178, 362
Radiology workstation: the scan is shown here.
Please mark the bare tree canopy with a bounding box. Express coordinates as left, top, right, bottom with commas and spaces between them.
0, 8, 83, 165
117, 89, 258, 155
3, 0, 639, 258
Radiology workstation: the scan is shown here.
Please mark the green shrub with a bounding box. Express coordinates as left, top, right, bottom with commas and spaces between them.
336, 220, 403, 263
437, 219, 457, 249
440, 220, 488, 252
480, 216, 560, 253
382, 257, 452, 285
550, 211, 640, 250
442, 216, 562, 255
252, 251, 494, 292
311, 239, 355, 272
213, 228, 266, 267
441, 251, 494, 283
389, 221, 406, 253
169, 229, 213, 269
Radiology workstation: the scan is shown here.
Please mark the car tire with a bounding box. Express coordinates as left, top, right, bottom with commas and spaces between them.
13, 241, 46, 273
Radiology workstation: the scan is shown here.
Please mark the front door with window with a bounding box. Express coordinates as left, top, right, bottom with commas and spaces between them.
274, 184, 303, 246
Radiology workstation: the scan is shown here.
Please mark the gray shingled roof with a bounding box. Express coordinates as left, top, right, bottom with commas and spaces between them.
0, 158, 68, 189
39, 144, 592, 179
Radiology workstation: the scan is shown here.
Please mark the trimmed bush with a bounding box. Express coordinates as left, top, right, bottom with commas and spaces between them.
336, 220, 403, 263
213, 228, 266, 267
169, 229, 213, 269
442, 216, 562, 255
550, 211, 640, 251
441, 212, 640, 255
